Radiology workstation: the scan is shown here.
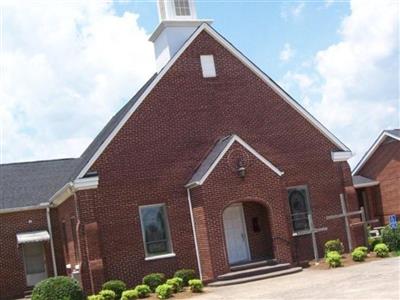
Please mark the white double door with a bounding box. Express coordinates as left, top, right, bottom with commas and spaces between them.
23, 242, 48, 287
223, 204, 251, 265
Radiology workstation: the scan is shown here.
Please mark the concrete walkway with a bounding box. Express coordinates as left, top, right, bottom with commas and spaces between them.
199, 257, 400, 300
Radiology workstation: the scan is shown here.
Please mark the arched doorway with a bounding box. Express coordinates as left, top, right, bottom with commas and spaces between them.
223, 202, 274, 265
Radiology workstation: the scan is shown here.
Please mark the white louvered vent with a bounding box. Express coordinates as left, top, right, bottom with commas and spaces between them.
200, 55, 216, 78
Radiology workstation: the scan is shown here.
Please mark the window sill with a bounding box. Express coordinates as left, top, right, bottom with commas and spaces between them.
145, 253, 176, 261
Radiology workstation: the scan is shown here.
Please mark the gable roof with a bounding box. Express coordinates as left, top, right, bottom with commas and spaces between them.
0, 158, 80, 210
352, 129, 400, 175
186, 134, 284, 188
75, 23, 350, 179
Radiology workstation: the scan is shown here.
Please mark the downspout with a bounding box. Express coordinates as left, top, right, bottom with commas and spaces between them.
72, 190, 83, 266
186, 188, 202, 280
46, 206, 58, 276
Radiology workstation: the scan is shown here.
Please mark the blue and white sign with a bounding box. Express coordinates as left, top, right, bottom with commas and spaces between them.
389, 215, 397, 229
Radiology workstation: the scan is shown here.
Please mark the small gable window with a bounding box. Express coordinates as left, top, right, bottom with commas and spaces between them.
139, 204, 173, 257
287, 186, 312, 233
174, 0, 191, 16
200, 55, 216, 78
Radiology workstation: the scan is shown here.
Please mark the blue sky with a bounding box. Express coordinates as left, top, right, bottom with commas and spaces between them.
0, 0, 398, 167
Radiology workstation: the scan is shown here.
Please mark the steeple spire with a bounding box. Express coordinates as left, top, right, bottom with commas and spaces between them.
149, 0, 213, 72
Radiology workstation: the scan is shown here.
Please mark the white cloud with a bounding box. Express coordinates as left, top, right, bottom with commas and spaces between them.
279, 43, 295, 62
283, 0, 399, 166
281, 2, 305, 20
0, 1, 155, 163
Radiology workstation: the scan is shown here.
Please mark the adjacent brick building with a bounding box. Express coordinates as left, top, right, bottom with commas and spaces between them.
352, 129, 400, 224
0, 1, 366, 298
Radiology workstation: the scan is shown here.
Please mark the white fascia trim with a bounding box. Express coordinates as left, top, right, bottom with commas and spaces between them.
331, 151, 353, 162
188, 135, 284, 188
76, 23, 348, 179
353, 181, 380, 189
149, 19, 213, 42
0, 203, 49, 214
352, 131, 400, 175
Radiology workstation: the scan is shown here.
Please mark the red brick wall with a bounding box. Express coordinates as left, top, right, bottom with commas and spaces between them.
0, 209, 54, 300
77, 30, 351, 288
242, 202, 273, 260
358, 139, 400, 222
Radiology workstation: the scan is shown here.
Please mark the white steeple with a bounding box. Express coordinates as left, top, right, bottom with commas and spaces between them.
149, 0, 213, 72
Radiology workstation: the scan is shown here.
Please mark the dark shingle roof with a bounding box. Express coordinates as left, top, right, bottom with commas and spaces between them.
0, 158, 80, 209
0, 74, 157, 210
186, 135, 234, 187
352, 175, 379, 188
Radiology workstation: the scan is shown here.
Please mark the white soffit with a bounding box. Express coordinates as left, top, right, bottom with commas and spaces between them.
76, 23, 350, 179
17, 230, 50, 244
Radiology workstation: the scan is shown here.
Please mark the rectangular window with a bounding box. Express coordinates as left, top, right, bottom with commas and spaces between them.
139, 204, 173, 257
287, 186, 312, 232
174, 0, 190, 16
200, 55, 216, 78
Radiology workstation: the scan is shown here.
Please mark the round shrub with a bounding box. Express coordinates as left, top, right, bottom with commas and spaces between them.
382, 223, 400, 251
188, 279, 203, 293
32, 276, 83, 300
368, 236, 383, 251
324, 239, 344, 255
174, 269, 196, 286
374, 243, 390, 257
325, 251, 342, 268
134, 284, 151, 298
121, 289, 139, 300
102, 280, 126, 299
99, 290, 116, 300
143, 273, 166, 292
155, 284, 173, 299
166, 278, 183, 293
87, 295, 103, 300
351, 249, 365, 262
354, 246, 368, 255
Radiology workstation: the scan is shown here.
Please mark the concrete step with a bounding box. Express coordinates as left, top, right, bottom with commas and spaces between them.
208, 267, 303, 287
230, 259, 277, 272
218, 263, 291, 281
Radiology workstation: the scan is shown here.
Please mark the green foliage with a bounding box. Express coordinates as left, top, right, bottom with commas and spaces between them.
98, 290, 116, 300
374, 243, 390, 257
324, 239, 344, 255
381, 223, 400, 251
368, 236, 383, 251
173, 269, 196, 286
143, 273, 166, 292
121, 290, 139, 300
134, 284, 151, 298
188, 279, 203, 293
155, 284, 173, 299
32, 276, 84, 300
354, 246, 368, 255
102, 280, 126, 299
87, 295, 103, 300
351, 249, 365, 262
325, 251, 342, 268
166, 278, 183, 293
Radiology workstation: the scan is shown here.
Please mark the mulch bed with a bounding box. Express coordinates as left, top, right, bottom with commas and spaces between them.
307, 252, 390, 270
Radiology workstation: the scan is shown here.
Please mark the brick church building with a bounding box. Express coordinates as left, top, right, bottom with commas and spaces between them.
0, 1, 362, 299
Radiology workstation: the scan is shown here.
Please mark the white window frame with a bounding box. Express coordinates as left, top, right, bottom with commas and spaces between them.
200, 55, 217, 78
139, 203, 175, 260
287, 185, 313, 234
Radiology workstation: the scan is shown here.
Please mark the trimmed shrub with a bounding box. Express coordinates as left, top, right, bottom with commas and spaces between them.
325, 251, 342, 268
87, 296, 103, 300
174, 269, 196, 286
99, 290, 116, 300
32, 276, 84, 300
102, 280, 126, 299
324, 239, 344, 255
351, 249, 365, 262
374, 243, 390, 257
121, 289, 139, 300
166, 278, 183, 293
155, 284, 173, 299
143, 273, 166, 292
368, 236, 383, 251
188, 279, 203, 293
382, 223, 400, 251
134, 284, 151, 298
354, 246, 368, 255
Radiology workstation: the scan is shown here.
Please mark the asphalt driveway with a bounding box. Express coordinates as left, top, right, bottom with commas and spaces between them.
198, 257, 400, 300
